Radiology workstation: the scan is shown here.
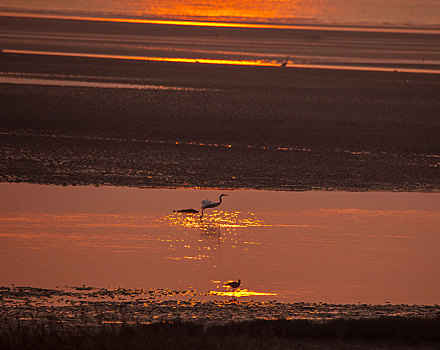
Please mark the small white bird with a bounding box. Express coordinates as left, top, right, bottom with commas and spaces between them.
200, 194, 228, 219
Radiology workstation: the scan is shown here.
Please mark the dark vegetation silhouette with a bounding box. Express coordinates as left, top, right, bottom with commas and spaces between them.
1, 317, 439, 349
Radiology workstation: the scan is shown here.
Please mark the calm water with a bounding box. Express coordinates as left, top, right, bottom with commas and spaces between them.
1, 0, 440, 27
1, 183, 439, 305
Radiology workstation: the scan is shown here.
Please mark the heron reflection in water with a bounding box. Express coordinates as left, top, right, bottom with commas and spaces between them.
200, 194, 228, 219
200, 222, 221, 236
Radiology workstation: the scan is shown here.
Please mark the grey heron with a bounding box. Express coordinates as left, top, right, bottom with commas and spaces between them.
200, 194, 228, 219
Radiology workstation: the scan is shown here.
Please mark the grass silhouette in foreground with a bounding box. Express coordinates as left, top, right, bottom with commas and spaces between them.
1, 317, 439, 349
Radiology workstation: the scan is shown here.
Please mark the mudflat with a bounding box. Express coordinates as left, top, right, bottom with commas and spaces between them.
1, 52, 439, 191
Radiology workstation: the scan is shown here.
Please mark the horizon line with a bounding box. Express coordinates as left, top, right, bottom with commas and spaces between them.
1, 10, 440, 35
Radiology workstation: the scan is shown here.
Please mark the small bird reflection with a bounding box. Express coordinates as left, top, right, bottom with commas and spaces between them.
200, 222, 221, 236
210, 288, 277, 298
164, 209, 262, 231
199, 223, 221, 249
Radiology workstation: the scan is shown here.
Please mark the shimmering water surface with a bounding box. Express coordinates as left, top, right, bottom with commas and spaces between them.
1, 0, 439, 27
1, 183, 439, 305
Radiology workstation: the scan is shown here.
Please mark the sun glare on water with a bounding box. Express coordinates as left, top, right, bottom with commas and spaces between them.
209, 289, 277, 297
160, 210, 264, 261
163, 210, 264, 229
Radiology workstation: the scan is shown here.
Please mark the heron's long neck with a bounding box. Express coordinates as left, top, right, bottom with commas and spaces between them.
218, 195, 223, 204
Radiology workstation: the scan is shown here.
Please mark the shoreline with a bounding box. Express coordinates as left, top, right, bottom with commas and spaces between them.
2, 180, 440, 193
1, 46, 439, 193
3, 49, 440, 74
2, 285, 440, 322
1, 285, 439, 349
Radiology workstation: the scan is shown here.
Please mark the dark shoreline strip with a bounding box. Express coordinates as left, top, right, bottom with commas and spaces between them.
1, 318, 439, 349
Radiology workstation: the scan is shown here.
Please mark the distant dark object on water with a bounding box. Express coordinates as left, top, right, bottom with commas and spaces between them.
225, 279, 241, 300
225, 279, 241, 289
280, 56, 289, 67
74, 285, 94, 291
173, 208, 200, 214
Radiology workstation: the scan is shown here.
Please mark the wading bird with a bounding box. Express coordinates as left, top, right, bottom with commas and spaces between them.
280, 56, 289, 67
200, 194, 228, 219
225, 279, 241, 289
225, 279, 241, 299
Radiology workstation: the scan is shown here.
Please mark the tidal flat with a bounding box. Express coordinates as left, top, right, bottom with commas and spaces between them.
2, 286, 440, 325
1, 52, 439, 191
1, 286, 440, 350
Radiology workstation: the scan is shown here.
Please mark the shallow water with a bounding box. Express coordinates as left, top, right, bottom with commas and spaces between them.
1, 0, 440, 27
0, 183, 439, 305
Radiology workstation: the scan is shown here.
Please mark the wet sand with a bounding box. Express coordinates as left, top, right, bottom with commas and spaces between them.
1, 286, 440, 326
1, 52, 439, 191
1, 286, 440, 349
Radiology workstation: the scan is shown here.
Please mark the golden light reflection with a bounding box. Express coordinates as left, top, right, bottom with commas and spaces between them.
0, 213, 159, 229
2, 182, 440, 304
4, 49, 278, 67
4, 12, 439, 35
163, 210, 263, 229
161, 210, 263, 261
209, 289, 277, 297
167, 255, 210, 260
148, 3, 281, 24
6, 49, 440, 75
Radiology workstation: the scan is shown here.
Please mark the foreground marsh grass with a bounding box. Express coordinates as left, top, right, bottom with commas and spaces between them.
1, 318, 440, 350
